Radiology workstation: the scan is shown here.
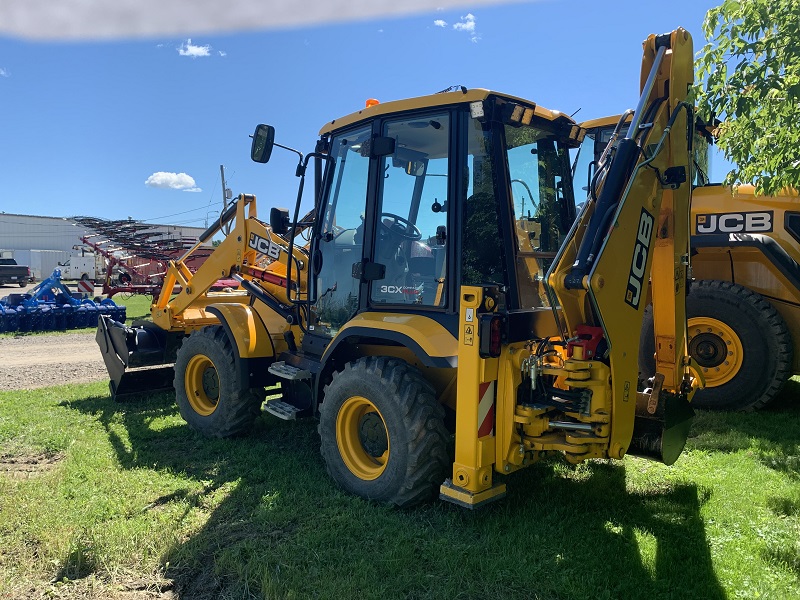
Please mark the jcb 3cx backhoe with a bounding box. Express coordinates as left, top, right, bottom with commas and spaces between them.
97, 29, 701, 508
577, 115, 798, 411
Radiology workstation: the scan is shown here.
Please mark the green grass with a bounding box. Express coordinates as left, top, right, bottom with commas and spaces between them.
113, 293, 153, 322
0, 380, 798, 599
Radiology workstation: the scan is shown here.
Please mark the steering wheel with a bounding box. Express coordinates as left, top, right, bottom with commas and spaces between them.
379, 212, 422, 241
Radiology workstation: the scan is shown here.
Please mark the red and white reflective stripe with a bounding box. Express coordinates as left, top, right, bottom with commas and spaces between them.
477, 381, 496, 437
77, 280, 93, 294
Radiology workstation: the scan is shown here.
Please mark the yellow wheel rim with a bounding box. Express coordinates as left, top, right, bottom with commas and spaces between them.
185, 354, 220, 416
687, 317, 744, 387
335, 396, 390, 481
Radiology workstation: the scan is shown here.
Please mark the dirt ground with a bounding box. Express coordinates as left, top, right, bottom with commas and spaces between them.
0, 281, 109, 391
0, 331, 108, 390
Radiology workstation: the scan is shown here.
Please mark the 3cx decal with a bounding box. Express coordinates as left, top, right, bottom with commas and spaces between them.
379, 285, 420, 296
247, 233, 282, 259
625, 208, 654, 309
695, 211, 773, 234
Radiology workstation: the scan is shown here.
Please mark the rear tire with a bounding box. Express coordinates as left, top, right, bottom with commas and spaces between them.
174, 326, 264, 437
318, 356, 449, 507
639, 280, 792, 410
18, 282, 25, 288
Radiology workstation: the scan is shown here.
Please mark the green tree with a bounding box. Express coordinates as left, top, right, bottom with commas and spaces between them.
695, 0, 800, 195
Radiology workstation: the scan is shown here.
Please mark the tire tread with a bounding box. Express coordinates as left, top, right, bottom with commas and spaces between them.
319, 356, 450, 508
174, 326, 263, 437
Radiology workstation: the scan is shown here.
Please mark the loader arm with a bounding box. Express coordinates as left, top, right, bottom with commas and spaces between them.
150, 194, 310, 332
546, 29, 696, 460
96, 193, 311, 400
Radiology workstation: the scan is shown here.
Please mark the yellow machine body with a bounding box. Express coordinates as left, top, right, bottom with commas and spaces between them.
98, 28, 700, 509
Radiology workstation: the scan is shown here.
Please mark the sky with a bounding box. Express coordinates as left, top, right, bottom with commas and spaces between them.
0, 0, 725, 229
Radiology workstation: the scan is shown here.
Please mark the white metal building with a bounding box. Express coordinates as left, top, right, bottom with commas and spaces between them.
0, 213, 206, 280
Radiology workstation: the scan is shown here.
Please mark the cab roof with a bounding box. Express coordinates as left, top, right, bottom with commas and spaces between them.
580, 114, 631, 130
319, 88, 576, 136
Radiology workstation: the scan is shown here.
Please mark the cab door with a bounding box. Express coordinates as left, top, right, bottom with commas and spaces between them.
311, 111, 453, 337
369, 112, 451, 309
311, 125, 372, 337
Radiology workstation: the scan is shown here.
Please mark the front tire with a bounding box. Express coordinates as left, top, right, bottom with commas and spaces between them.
318, 357, 449, 507
174, 326, 264, 437
640, 280, 792, 410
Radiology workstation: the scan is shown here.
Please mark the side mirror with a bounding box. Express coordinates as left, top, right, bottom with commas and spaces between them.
270, 207, 290, 235
251, 124, 275, 164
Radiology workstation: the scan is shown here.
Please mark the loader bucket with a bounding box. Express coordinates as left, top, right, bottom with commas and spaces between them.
96, 315, 175, 401
628, 390, 695, 465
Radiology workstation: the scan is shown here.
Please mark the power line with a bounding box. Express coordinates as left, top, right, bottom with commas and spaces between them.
138, 203, 219, 222
0, 196, 229, 226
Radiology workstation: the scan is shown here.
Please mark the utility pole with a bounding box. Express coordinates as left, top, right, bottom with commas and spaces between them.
220, 165, 232, 235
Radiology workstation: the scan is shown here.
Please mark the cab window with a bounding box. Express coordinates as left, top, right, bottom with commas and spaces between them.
370, 114, 450, 307
505, 122, 575, 307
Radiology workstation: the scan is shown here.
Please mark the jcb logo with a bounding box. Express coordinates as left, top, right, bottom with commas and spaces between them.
625, 208, 654, 309
247, 233, 281, 259
696, 211, 773, 234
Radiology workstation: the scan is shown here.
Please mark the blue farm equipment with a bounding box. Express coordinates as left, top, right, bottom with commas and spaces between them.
0, 269, 126, 333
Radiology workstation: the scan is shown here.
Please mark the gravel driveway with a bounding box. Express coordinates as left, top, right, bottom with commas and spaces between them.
0, 281, 112, 390
0, 332, 109, 390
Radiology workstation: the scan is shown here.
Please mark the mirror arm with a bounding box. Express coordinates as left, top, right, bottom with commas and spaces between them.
274, 142, 304, 165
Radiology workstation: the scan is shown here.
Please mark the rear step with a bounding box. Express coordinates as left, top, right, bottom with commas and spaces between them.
263, 399, 304, 421
264, 361, 313, 420
268, 361, 311, 381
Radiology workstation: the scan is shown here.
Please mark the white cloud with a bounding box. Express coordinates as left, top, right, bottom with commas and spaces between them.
145, 172, 201, 192
178, 38, 211, 57
453, 13, 479, 42
0, 68, 9, 77
453, 13, 475, 32
433, 19, 447, 27
218, 50, 227, 57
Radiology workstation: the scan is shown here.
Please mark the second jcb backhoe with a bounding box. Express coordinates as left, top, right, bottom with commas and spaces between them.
98, 28, 701, 508
577, 115, 798, 411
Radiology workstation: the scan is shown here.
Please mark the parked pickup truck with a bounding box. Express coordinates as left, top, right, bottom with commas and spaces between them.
0, 258, 32, 287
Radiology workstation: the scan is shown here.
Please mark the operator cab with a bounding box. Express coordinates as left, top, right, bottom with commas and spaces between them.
574, 114, 715, 196
307, 89, 584, 338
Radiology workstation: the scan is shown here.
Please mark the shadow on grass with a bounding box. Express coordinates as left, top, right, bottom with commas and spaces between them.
65, 394, 726, 600
687, 379, 800, 472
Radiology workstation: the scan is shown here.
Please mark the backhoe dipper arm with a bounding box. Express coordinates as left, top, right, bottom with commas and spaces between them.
546, 29, 696, 460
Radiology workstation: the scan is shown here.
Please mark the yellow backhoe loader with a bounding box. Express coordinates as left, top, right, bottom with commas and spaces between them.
576, 115, 797, 411
97, 28, 701, 508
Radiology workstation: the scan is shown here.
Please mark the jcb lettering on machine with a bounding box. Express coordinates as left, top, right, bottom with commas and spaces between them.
248, 232, 282, 259
695, 211, 773, 234
625, 208, 654, 309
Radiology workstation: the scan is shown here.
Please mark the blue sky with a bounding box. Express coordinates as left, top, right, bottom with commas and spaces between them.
0, 0, 723, 227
